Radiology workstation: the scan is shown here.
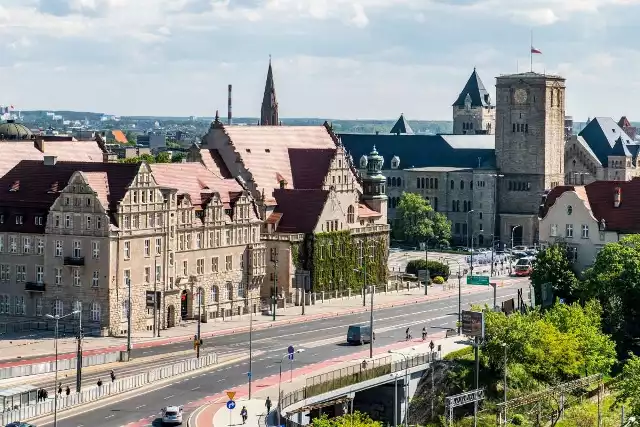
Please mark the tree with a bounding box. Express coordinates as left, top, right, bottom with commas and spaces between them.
311, 411, 381, 427
172, 152, 186, 163
530, 244, 579, 303
396, 192, 451, 245
614, 354, 640, 416
156, 151, 171, 163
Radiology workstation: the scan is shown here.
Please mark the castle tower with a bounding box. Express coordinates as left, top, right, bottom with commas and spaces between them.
260, 57, 279, 126
361, 146, 388, 214
495, 72, 566, 246
607, 137, 632, 181
452, 68, 495, 135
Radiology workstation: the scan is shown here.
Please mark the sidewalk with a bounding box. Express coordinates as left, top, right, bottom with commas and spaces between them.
185, 333, 468, 427
0, 277, 515, 368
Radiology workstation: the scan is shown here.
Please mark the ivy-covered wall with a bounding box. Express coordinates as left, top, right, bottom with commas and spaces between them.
305, 230, 389, 292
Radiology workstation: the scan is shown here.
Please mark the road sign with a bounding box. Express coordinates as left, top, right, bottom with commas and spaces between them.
288, 353, 294, 361
226, 400, 236, 410
461, 310, 485, 338
247, 372, 252, 378
287, 345, 294, 355
466, 275, 490, 286
226, 391, 236, 400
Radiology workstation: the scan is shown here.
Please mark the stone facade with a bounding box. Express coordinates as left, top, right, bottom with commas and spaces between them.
452, 101, 495, 135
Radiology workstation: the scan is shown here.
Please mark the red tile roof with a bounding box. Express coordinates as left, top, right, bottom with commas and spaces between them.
541, 179, 640, 233
289, 148, 334, 189
272, 189, 329, 233
618, 116, 632, 128
266, 212, 282, 225
0, 160, 140, 233
150, 163, 242, 207
358, 203, 382, 218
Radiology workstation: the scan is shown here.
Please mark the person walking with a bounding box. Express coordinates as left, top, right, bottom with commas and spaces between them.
240, 406, 248, 424
110, 370, 116, 382
265, 397, 272, 414
65, 385, 70, 396
58, 383, 62, 395
37, 389, 43, 402
97, 378, 103, 387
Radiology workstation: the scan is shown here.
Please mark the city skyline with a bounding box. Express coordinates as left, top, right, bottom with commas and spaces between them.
0, 0, 638, 120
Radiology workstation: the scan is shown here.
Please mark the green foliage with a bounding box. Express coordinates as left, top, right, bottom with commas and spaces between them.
405, 259, 450, 280
443, 346, 473, 361
311, 411, 382, 427
155, 151, 171, 163
310, 231, 387, 292
172, 152, 186, 163
396, 192, 451, 245
482, 301, 615, 385
531, 244, 579, 302
582, 235, 640, 354
613, 354, 640, 416
433, 276, 445, 284
510, 414, 526, 426
118, 152, 186, 164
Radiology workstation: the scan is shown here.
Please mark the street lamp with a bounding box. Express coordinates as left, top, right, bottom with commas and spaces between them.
490, 174, 504, 277
248, 302, 254, 399
46, 310, 81, 427
443, 257, 463, 335
466, 210, 475, 276
509, 225, 522, 275
278, 349, 305, 427
389, 350, 411, 427
502, 342, 508, 424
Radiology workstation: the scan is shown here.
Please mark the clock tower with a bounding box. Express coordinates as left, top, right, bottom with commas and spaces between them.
495, 72, 566, 246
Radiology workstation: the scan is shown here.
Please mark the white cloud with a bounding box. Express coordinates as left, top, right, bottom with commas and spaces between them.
350, 3, 369, 28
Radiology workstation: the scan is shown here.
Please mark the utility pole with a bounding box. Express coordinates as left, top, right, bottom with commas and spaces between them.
76, 313, 82, 393
196, 288, 202, 359
369, 270, 374, 359
457, 268, 462, 335
424, 239, 429, 295
362, 250, 367, 307
248, 304, 253, 398
153, 257, 157, 338
474, 336, 479, 427
272, 257, 278, 321
127, 276, 132, 357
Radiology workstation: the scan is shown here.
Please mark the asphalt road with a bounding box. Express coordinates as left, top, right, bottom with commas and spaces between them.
30, 283, 527, 427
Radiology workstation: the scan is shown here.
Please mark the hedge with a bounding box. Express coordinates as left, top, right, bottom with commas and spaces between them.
405, 260, 450, 280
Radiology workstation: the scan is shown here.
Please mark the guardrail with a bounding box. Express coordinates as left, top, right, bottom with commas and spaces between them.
0, 350, 122, 380
280, 352, 438, 411
1, 352, 218, 425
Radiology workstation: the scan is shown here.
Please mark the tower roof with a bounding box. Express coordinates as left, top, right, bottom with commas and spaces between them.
452, 68, 492, 107
611, 136, 631, 157
260, 57, 279, 126
618, 116, 632, 128
390, 113, 414, 135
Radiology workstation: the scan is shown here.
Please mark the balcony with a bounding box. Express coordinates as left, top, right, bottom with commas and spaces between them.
64, 256, 85, 266
25, 281, 46, 292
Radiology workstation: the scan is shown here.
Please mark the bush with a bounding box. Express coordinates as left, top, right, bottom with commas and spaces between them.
406, 260, 450, 280
433, 276, 445, 284
510, 414, 526, 425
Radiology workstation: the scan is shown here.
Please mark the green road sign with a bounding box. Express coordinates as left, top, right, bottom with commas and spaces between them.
466, 275, 490, 286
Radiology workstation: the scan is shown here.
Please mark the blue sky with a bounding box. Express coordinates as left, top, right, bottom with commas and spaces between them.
0, 0, 638, 120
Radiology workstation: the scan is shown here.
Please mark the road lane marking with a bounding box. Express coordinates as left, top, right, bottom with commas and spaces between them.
105, 415, 114, 419
191, 386, 200, 391
164, 394, 175, 400
136, 404, 146, 409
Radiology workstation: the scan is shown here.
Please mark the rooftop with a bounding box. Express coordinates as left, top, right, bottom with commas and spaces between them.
452, 69, 492, 108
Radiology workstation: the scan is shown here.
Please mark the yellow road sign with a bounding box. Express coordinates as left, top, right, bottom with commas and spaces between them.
226, 391, 236, 400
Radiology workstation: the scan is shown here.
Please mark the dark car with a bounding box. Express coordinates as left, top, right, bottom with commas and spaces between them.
6, 423, 37, 427
347, 324, 374, 345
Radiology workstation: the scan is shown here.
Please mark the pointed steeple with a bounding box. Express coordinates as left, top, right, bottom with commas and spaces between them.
390, 113, 414, 135
260, 56, 279, 126
452, 68, 492, 107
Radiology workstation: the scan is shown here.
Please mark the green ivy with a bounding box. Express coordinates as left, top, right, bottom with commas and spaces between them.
308, 231, 388, 292
290, 242, 302, 269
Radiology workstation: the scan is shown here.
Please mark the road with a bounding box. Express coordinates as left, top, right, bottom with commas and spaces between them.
29, 282, 528, 427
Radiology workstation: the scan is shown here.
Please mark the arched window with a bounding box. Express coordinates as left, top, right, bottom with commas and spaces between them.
470, 181, 473, 190
387, 177, 391, 185
434, 197, 438, 211
421, 177, 426, 188
210, 285, 219, 303
91, 302, 101, 322
452, 200, 456, 212
450, 180, 454, 190
397, 177, 402, 187
416, 178, 420, 188
429, 178, 434, 189
435, 179, 438, 189
456, 200, 460, 211
391, 177, 396, 187
73, 301, 82, 319
460, 180, 464, 190
463, 201, 468, 211
347, 205, 355, 223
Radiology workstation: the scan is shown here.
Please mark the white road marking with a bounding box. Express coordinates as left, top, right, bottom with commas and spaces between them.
105, 414, 114, 419
192, 386, 200, 391
265, 365, 274, 369
164, 394, 175, 400
136, 404, 146, 409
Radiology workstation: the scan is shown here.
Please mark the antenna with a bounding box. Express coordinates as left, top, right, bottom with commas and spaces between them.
227, 84, 232, 125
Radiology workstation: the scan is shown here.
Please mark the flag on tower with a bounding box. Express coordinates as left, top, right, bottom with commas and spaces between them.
531, 47, 542, 54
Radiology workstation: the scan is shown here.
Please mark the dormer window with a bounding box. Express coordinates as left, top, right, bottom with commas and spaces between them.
15, 215, 23, 225
567, 205, 573, 215
9, 181, 19, 192
34, 216, 43, 226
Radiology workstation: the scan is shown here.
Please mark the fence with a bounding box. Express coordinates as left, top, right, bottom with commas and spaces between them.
0, 320, 102, 337
0, 352, 218, 425
0, 350, 122, 380
280, 352, 439, 411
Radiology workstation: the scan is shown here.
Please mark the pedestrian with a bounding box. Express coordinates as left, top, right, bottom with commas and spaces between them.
265, 397, 272, 414
58, 383, 62, 395
37, 389, 42, 402
43, 389, 48, 400
240, 406, 248, 424
97, 378, 103, 387
110, 370, 116, 382
65, 385, 70, 396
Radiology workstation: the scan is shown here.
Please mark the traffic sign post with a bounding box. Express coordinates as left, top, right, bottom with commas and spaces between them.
226, 400, 236, 410
247, 372, 252, 378
466, 275, 490, 286
227, 400, 235, 427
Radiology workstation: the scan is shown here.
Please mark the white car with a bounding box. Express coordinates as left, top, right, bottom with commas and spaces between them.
162, 406, 183, 425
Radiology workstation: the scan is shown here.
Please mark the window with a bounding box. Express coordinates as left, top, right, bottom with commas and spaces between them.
156, 265, 162, 282
196, 258, 204, 275
96, 216, 102, 229
53, 299, 64, 317
54, 215, 60, 227
0, 235, 3, 253
0, 295, 9, 314
186, 233, 191, 249
178, 234, 184, 251
123, 215, 130, 228
124, 269, 131, 287
149, 213, 155, 228
550, 224, 558, 237
567, 205, 573, 215
196, 233, 202, 249
132, 215, 139, 229
581, 224, 589, 239
15, 265, 26, 282
37, 238, 44, 255
9, 236, 16, 253
144, 239, 150, 257
73, 268, 81, 286
92, 271, 99, 287
86, 197, 91, 206
182, 260, 188, 277
215, 231, 221, 247
91, 302, 101, 321
92, 241, 100, 259
566, 224, 574, 238
0, 264, 9, 282
121, 299, 129, 320
347, 206, 355, 223
55, 268, 62, 286
73, 301, 82, 319
133, 191, 138, 203
225, 282, 233, 300
23, 236, 31, 253
73, 240, 81, 258
86, 215, 92, 230
35, 297, 43, 316
155, 238, 162, 255
55, 240, 63, 257
124, 241, 130, 259
211, 256, 219, 273
210, 285, 219, 303
238, 283, 245, 298
144, 266, 151, 283
65, 214, 72, 228
225, 230, 231, 245
36, 265, 44, 283
225, 255, 233, 271
460, 180, 464, 190
35, 216, 43, 226
15, 215, 23, 225
14, 296, 25, 315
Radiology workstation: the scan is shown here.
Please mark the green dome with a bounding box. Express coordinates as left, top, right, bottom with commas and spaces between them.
0, 120, 34, 140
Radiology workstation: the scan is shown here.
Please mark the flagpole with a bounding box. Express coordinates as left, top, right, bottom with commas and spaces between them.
530, 30, 533, 72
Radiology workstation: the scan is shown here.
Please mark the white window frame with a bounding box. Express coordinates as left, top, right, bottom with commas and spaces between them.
92, 241, 100, 259
91, 302, 101, 322
92, 271, 99, 288
73, 268, 81, 286
55, 240, 63, 257
124, 241, 131, 259
36, 238, 44, 255
36, 265, 44, 284
581, 224, 589, 239
144, 239, 150, 257
55, 267, 62, 286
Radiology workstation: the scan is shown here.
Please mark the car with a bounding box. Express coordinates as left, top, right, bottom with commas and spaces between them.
161, 406, 183, 425
347, 324, 375, 345
5, 423, 36, 427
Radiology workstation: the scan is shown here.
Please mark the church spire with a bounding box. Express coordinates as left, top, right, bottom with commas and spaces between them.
260, 55, 279, 126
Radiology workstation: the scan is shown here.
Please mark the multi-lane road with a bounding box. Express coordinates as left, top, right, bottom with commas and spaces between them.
28, 281, 527, 427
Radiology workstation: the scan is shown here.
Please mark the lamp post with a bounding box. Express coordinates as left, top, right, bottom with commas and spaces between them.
466, 210, 475, 276
490, 174, 504, 277
126, 275, 132, 357
278, 349, 305, 427
75, 309, 82, 393
389, 350, 411, 427
444, 258, 464, 335
502, 342, 508, 425
46, 310, 80, 427
248, 302, 253, 399
424, 238, 433, 295
196, 287, 202, 359
271, 254, 278, 321
510, 225, 522, 275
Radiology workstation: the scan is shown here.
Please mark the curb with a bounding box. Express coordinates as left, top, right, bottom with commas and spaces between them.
0, 283, 498, 369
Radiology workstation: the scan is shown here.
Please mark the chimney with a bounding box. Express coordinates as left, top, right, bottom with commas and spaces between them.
43, 155, 57, 166
614, 186, 622, 207
228, 84, 233, 125
102, 152, 118, 163
34, 137, 45, 153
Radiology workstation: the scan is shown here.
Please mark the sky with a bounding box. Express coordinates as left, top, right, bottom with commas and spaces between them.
0, 0, 639, 120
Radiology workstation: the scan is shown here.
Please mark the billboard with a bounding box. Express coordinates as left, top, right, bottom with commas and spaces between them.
461, 310, 485, 338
